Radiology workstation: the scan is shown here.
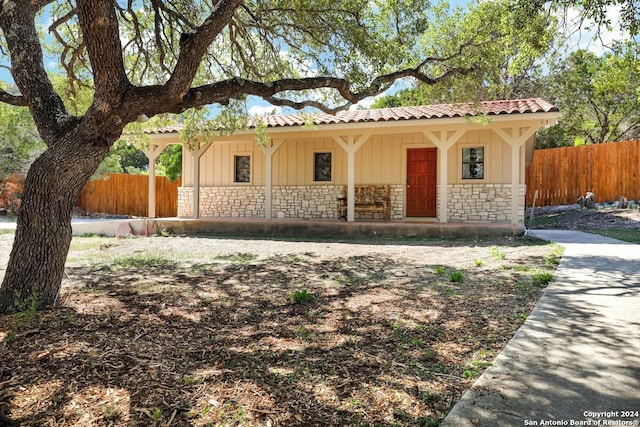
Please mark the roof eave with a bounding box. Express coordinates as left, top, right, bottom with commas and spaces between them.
148, 110, 561, 141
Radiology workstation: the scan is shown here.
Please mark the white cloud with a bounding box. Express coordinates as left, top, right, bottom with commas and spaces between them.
248, 105, 282, 116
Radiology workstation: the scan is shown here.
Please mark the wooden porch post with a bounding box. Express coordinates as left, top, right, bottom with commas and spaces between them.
334, 134, 371, 222
423, 130, 465, 223
145, 141, 171, 218
494, 127, 538, 225
188, 140, 214, 219
258, 139, 285, 219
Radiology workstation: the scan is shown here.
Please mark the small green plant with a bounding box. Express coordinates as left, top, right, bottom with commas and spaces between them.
102, 406, 119, 421
543, 244, 564, 266
290, 289, 312, 304
183, 375, 202, 386
474, 258, 484, 267
156, 227, 175, 237
489, 245, 506, 260
150, 407, 162, 423
501, 264, 531, 272
391, 319, 404, 331
462, 360, 492, 378
113, 253, 177, 270
442, 287, 459, 298
348, 398, 364, 408
294, 325, 314, 339
462, 369, 479, 378
532, 271, 554, 286
410, 338, 424, 347
215, 252, 257, 264
435, 265, 447, 274
231, 404, 247, 422
516, 311, 528, 323
10, 291, 40, 334
449, 271, 464, 283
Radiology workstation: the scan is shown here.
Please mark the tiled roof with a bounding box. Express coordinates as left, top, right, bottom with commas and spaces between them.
152, 98, 558, 134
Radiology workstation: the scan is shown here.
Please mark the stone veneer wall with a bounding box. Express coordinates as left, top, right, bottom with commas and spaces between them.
447, 183, 525, 223
390, 184, 404, 221
179, 184, 523, 222
178, 187, 265, 218
272, 185, 344, 219
178, 185, 344, 219
179, 185, 405, 220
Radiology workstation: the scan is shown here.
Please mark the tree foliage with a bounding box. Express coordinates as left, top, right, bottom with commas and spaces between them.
372, 0, 558, 107
0, 95, 44, 180
158, 144, 183, 182
538, 43, 640, 146
513, 0, 640, 38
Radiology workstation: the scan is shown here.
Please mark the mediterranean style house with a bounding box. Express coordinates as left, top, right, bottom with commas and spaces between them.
146, 98, 559, 228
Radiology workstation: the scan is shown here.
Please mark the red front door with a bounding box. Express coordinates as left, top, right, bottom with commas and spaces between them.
406, 148, 437, 217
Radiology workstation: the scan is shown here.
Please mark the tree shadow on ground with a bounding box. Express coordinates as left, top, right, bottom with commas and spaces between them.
443, 244, 640, 425
0, 247, 556, 426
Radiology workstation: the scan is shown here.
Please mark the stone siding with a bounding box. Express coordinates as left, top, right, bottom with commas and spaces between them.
272, 186, 344, 219
178, 187, 265, 218
178, 186, 344, 219
179, 184, 523, 223
447, 183, 525, 223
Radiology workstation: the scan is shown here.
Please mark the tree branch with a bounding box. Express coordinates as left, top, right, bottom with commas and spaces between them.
0, 90, 28, 107
30, 0, 55, 10
0, 4, 71, 145
165, 0, 244, 100
130, 61, 476, 117
77, 0, 128, 103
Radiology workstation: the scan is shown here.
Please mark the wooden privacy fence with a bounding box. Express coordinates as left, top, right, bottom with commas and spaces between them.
526, 140, 640, 207
76, 174, 181, 217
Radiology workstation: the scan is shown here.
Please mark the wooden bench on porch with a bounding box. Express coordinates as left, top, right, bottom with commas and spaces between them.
338, 184, 391, 221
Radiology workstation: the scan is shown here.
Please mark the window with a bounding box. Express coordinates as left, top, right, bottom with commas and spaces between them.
461, 147, 484, 180
234, 155, 251, 183
314, 152, 332, 182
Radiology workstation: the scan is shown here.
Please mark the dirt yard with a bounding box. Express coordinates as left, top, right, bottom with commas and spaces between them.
528, 205, 640, 243
530, 205, 640, 230
1, 233, 562, 426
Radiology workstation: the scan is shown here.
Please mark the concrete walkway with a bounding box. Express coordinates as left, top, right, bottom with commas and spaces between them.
442, 230, 640, 426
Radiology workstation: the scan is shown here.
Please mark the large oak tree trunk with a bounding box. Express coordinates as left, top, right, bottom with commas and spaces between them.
0, 133, 109, 312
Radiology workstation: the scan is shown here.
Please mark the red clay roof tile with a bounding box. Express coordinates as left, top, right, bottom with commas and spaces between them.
151, 98, 558, 134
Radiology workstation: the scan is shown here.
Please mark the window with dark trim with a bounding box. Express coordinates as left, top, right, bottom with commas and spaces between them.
234, 155, 251, 183
314, 152, 332, 182
461, 147, 484, 180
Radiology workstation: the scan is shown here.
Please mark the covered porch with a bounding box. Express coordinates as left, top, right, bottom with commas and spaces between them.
146, 99, 559, 229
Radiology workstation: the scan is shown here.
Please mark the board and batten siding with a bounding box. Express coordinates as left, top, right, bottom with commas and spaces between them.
181, 129, 530, 188
448, 129, 528, 185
